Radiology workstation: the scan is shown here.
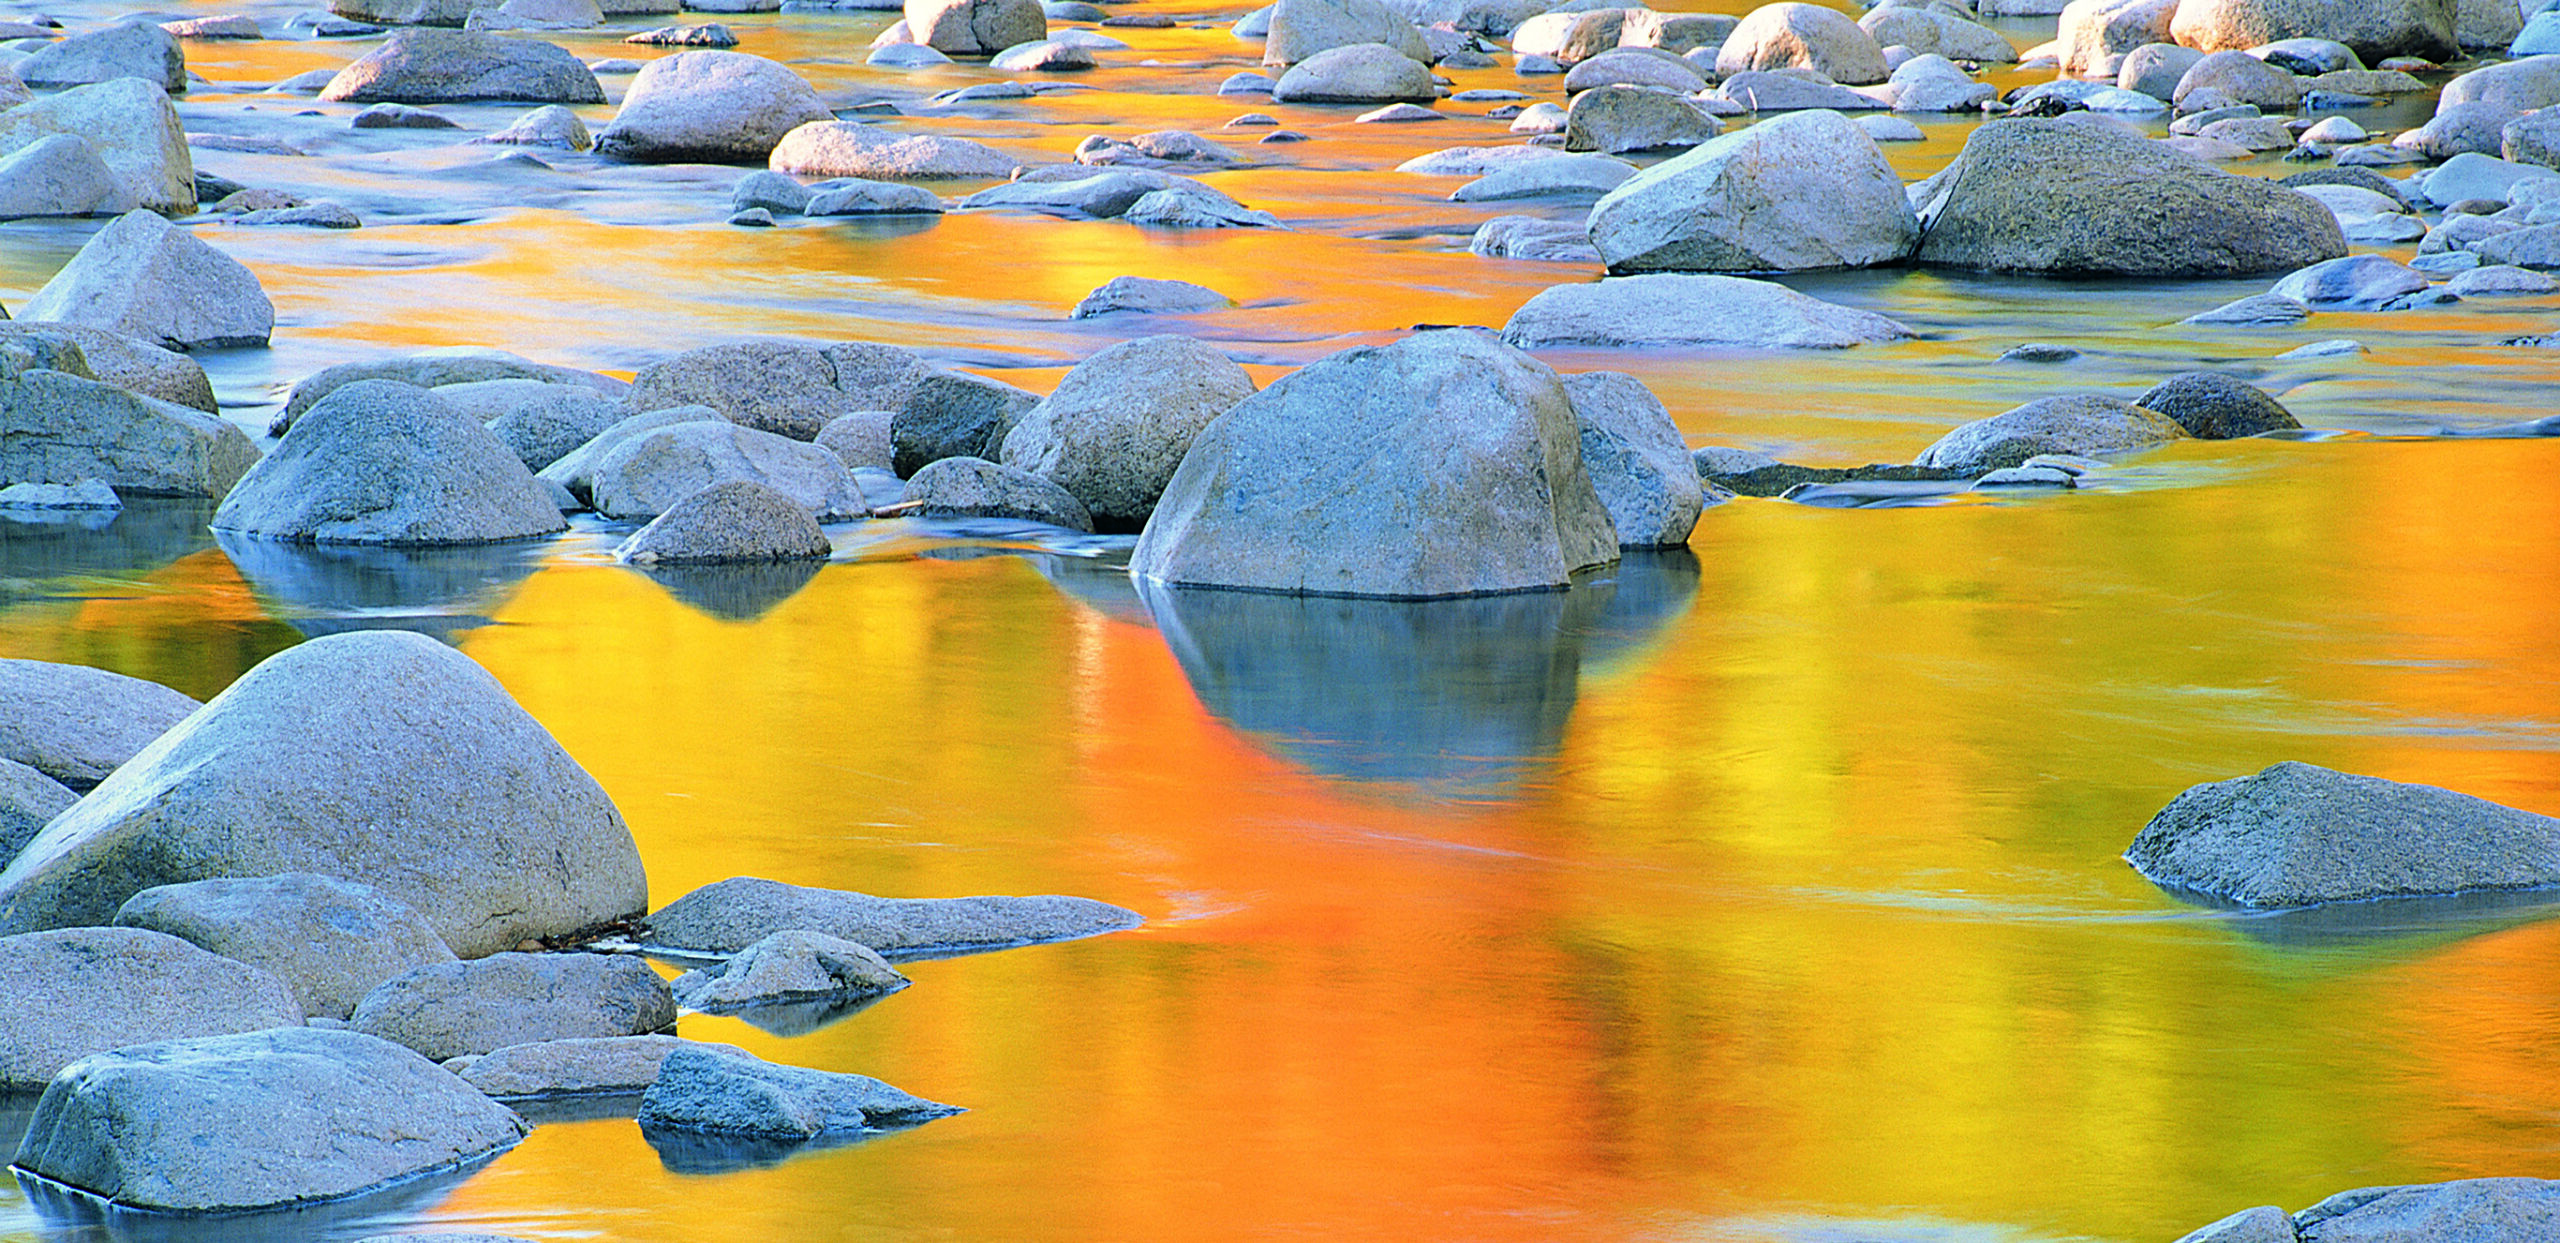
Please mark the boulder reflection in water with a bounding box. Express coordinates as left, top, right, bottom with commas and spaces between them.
213, 532, 549, 644
1135, 550, 1699, 796
634, 559, 825, 623
0, 500, 216, 599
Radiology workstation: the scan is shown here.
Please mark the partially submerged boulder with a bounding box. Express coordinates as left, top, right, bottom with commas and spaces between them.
2134, 372, 2301, 438
214, 380, 565, 545
592, 51, 831, 163
888, 369, 1042, 475
0, 135, 135, 220
113, 873, 458, 1020
1270, 41, 1435, 102
456, 1034, 748, 1097
637, 1044, 961, 1138
1911, 117, 2346, 275
769, 121, 1017, 180
317, 29, 605, 103
998, 335, 1255, 530
618, 480, 835, 564
0, 322, 216, 411
17, 210, 272, 351
585, 421, 867, 521
1915, 394, 2189, 473
538, 406, 732, 505
351, 952, 676, 1060
1586, 107, 1919, 274
0, 366, 258, 499
1499, 273, 1917, 348
0, 631, 648, 957
900, 456, 1095, 529
670, 929, 910, 1012
1562, 371, 1707, 548
1261, 0, 1429, 64
2125, 761, 2560, 906
0, 926, 302, 1087
2167, 0, 2458, 63
1129, 330, 1619, 597
1715, 1, 1890, 84
627, 339, 926, 440
906, 0, 1045, 54
642, 875, 1142, 956
0, 78, 195, 216
12, 1027, 529, 1213
0, 658, 198, 791
14, 21, 186, 93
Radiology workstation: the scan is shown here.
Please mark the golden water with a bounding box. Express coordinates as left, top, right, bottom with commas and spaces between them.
5, 0, 2560, 1238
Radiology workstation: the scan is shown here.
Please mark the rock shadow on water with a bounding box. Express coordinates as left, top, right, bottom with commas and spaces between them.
212, 533, 548, 644
638, 1117, 921, 1177
707, 990, 898, 1039
6, 1142, 509, 1243
1134, 550, 1699, 798
631, 559, 824, 622
0, 500, 217, 598
2155, 881, 2560, 952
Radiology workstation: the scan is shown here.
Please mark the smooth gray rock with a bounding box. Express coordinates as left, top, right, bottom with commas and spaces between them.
2472, 221, 2560, 267
2056, 0, 2178, 77
0, 366, 258, 499
1121, 181, 1283, 229
1911, 118, 2345, 275
0, 322, 215, 411
0, 134, 134, 219
1471, 214, 1602, 262
0, 759, 74, 869
1562, 47, 1708, 93
642, 875, 1143, 956
1500, 272, 1917, 347
318, 29, 601, 102
771, 121, 1015, 179
2421, 150, 2560, 205
2438, 54, 2560, 113
0, 631, 648, 957
2134, 372, 2301, 438
731, 169, 811, 214
1885, 52, 1995, 111
477, 102, 591, 149
815, 410, 894, 468
637, 1044, 962, 1138
960, 169, 1187, 217
2172, 47, 2305, 108
457, 1033, 747, 1097
1563, 84, 1723, 153
588, 421, 866, 521
998, 335, 1254, 530
1720, 68, 1888, 111
900, 455, 1094, 529
18, 209, 271, 350
616, 479, 834, 563
806, 178, 944, 215
214, 380, 563, 545
1262, 0, 1429, 63
11, 1027, 527, 1213
350, 101, 461, 127
2168, 0, 2457, 62
1588, 107, 1916, 274
670, 929, 909, 1011
1270, 41, 1435, 102
2296, 1178, 2560, 1240
1716, 1, 1888, 83
1859, 3, 2015, 60
629, 340, 925, 440
1451, 153, 1633, 200
1069, 274, 1229, 316
2397, 99, 2516, 159
906, 0, 1045, 53
0, 479, 120, 509
0, 78, 194, 216
278, 348, 626, 429
889, 369, 1041, 475
2127, 761, 2560, 906
2182, 291, 2311, 323
2268, 254, 2429, 307
2120, 40, 2203, 97
593, 51, 831, 163
538, 406, 731, 504
1619, 8, 1736, 52
2175, 1206, 2298, 1243
1511, 8, 1628, 63
0, 659, 197, 791
15, 21, 184, 93
1130, 330, 1618, 597
1563, 371, 1705, 548
2448, 262, 2560, 293
482, 383, 625, 471
113, 873, 458, 1020
0, 926, 302, 1087
351, 952, 675, 1060
1916, 394, 2189, 472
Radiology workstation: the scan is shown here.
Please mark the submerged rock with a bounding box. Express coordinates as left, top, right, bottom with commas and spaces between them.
0, 926, 302, 1087
12, 1027, 529, 1213
0, 631, 648, 957
1130, 330, 1619, 597
770, 121, 1016, 179
616, 480, 835, 564
1916, 394, 2189, 473
637, 1044, 962, 1138
457, 1033, 749, 1097
0, 659, 198, 791
642, 875, 1142, 956
113, 872, 458, 1020
17, 209, 272, 351
2126, 761, 2560, 906
1069, 274, 1229, 317
351, 952, 676, 1060
670, 929, 910, 1011
1500, 273, 1917, 349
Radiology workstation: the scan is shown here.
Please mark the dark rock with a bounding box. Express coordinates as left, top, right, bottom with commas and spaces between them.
2134, 372, 2302, 438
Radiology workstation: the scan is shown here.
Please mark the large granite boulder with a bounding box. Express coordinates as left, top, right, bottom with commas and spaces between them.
455, 1034, 747, 1098
888, 369, 1041, 476
1510, 8, 1628, 63
616, 480, 835, 564
0, 760, 73, 868
0, 926, 301, 1087
17, 210, 271, 351
2126, 761, 2560, 906
1916, 394, 2188, 472
330, 0, 501, 25
2440, 55, 2560, 113
998, 335, 1255, 530
2296, 1178, 2560, 1240
1563, 85, 1723, 154
538, 406, 731, 505
0, 78, 194, 215
1587, 108, 1918, 274
1130, 330, 1618, 597
1261, 0, 1430, 64
113, 873, 458, 1020
585, 421, 867, 521
212, 380, 565, 545
669, 929, 910, 1011
1716, 2, 1889, 83
2172, 47, 2305, 107
12, 1027, 529, 1213
0, 631, 648, 957
642, 875, 1143, 956
900, 456, 1094, 529
0, 134, 135, 220
1911, 117, 2346, 274
1270, 41, 1435, 102
1499, 273, 1917, 348
768, 121, 1016, 180
1859, 3, 2016, 60
0, 365, 259, 499
0, 322, 216, 411
350, 952, 676, 1060
637, 1044, 962, 1138
592, 51, 831, 163
628, 339, 925, 440
2168, 0, 2457, 62
318, 29, 605, 103
0, 659, 197, 791
14, 21, 185, 93
277, 348, 627, 430
905, 0, 1045, 54
1563, 371, 1706, 548
478, 382, 625, 471
2056, 0, 2179, 76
